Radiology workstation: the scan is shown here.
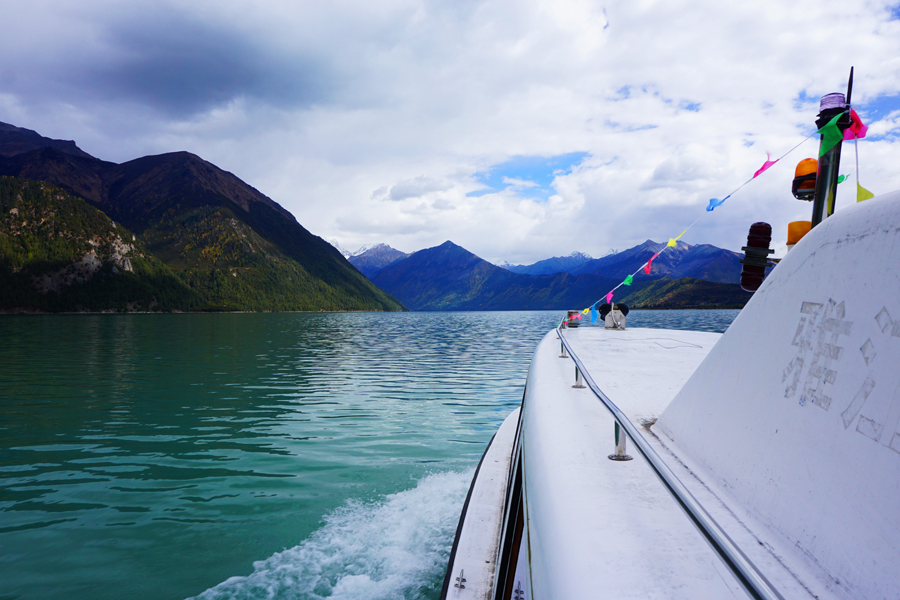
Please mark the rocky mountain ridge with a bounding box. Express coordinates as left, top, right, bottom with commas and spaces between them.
369, 241, 750, 311
347, 238, 744, 286
0, 122, 404, 312
1, 177, 198, 312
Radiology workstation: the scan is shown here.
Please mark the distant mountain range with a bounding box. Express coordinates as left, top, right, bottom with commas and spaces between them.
569, 240, 743, 283
349, 240, 744, 285
358, 241, 751, 311
0, 122, 404, 312
501, 252, 593, 276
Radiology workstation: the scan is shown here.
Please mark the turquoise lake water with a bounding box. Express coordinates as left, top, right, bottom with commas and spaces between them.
0, 310, 739, 600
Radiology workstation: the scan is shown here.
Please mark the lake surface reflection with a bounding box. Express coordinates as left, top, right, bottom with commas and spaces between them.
0, 310, 738, 600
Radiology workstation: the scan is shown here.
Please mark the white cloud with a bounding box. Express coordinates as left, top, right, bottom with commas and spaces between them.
388, 176, 454, 201
2, 0, 900, 265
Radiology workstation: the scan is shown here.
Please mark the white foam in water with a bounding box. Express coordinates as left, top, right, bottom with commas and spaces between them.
190, 470, 472, 600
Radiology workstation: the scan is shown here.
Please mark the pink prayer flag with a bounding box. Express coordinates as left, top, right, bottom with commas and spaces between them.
843, 108, 868, 140
644, 252, 659, 275
753, 152, 778, 178
605, 291, 613, 304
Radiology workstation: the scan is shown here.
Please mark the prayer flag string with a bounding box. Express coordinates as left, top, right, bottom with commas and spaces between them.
580, 127, 828, 315
578, 106, 876, 317
753, 152, 779, 178
644, 252, 659, 274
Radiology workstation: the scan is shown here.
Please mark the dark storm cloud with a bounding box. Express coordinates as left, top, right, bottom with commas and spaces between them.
72, 12, 333, 117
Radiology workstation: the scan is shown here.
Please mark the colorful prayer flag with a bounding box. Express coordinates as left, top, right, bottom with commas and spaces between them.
706, 196, 728, 212
606, 291, 613, 304
753, 152, 778, 178
644, 252, 659, 275
857, 182, 874, 203
623, 275, 633, 286
582, 308, 590, 314
667, 229, 686, 247
590, 306, 598, 324
818, 112, 844, 157
843, 108, 868, 141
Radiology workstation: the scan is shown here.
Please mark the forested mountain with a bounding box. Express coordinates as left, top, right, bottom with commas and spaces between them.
0, 122, 404, 312
0, 177, 198, 312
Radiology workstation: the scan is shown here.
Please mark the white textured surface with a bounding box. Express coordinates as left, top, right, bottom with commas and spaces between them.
657, 190, 900, 600
522, 327, 749, 599
446, 407, 519, 600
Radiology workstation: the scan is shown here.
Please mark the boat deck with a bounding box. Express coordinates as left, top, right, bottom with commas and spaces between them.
447, 191, 900, 600
523, 326, 762, 599
542, 324, 852, 600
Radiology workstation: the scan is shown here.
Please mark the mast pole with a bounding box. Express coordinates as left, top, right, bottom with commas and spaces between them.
810, 67, 853, 228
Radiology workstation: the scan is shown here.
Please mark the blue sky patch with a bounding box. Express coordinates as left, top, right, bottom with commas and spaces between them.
793, 90, 899, 121
468, 152, 590, 199
857, 94, 900, 121
793, 90, 818, 112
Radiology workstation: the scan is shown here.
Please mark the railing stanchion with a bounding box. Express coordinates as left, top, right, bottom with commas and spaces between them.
555, 324, 783, 600
608, 422, 633, 461
573, 366, 585, 388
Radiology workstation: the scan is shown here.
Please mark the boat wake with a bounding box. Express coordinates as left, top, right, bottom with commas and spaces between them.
188, 470, 472, 600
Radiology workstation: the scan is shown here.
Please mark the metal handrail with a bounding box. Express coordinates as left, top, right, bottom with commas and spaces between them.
556, 326, 784, 600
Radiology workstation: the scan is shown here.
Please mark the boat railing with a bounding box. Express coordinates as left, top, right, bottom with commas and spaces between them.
556, 325, 785, 600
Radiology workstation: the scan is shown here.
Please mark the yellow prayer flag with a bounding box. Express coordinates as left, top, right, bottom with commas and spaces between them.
668, 229, 687, 247
857, 182, 874, 203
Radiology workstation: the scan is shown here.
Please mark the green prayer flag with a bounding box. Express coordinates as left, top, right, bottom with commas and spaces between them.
857, 182, 874, 203
817, 113, 844, 157
623, 275, 633, 286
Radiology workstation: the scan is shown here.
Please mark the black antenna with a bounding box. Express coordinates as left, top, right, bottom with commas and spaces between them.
846, 66, 854, 106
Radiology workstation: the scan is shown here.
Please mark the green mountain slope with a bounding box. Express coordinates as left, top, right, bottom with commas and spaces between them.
618, 277, 752, 308
0, 177, 199, 312
0, 122, 405, 312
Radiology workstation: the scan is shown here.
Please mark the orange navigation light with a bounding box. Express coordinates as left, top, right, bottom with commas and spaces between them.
792, 158, 818, 200
787, 220, 812, 249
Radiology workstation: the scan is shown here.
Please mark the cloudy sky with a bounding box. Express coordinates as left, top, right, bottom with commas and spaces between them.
2, 0, 899, 264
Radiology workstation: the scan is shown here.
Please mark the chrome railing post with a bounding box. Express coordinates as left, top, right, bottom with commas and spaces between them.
556, 326, 783, 600
608, 422, 633, 461
573, 366, 585, 388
